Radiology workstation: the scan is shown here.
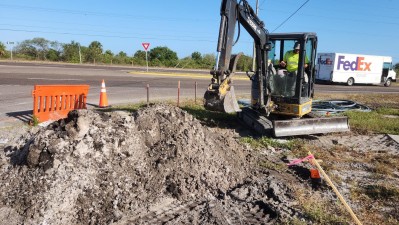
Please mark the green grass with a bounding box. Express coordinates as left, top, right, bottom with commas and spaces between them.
350, 184, 399, 224
294, 189, 350, 225
96, 98, 399, 136
351, 183, 399, 201
375, 107, 399, 116
101, 100, 238, 128
344, 108, 399, 134
314, 93, 399, 109
259, 160, 286, 171
363, 184, 399, 200
179, 100, 238, 127
240, 136, 297, 150
31, 115, 40, 126
302, 203, 349, 225
96, 102, 148, 113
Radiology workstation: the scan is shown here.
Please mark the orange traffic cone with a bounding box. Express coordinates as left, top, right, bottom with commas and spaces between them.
99, 79, 109, 108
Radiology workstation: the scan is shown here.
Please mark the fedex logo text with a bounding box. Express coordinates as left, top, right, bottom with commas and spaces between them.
337, 56, 371, 71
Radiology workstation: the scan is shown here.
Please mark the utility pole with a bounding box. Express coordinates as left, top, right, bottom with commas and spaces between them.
251, 0, 259, 72
7, 42, 15, 60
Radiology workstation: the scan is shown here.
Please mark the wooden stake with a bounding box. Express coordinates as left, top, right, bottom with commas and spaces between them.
195, 81, 197, 104
146, 84, 149, 107
177, 80, 180, 107
308, 151, 363, 225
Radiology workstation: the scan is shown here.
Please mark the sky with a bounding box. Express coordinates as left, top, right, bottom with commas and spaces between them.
1, 0, 399, 63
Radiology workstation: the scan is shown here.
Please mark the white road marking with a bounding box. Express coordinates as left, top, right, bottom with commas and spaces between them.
12, 102, 30, 105
27, 78, 83, 81
0, 64, 107, 71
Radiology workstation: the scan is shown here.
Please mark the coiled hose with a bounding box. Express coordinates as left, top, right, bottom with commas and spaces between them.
312, 100, 371, 116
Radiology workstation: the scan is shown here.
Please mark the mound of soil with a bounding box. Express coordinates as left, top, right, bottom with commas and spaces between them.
0, 104, 303, 224
3, 103, 399, 224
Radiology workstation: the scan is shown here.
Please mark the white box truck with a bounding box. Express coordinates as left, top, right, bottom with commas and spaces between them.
316, 53, 396, 86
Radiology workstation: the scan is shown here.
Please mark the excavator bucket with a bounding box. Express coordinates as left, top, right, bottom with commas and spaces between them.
273, 116, 350, 137
204, 86, 241, 113
204, 53, 242, 113
221, 86, 241, 113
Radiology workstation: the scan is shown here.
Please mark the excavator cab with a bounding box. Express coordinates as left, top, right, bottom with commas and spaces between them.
267, 33, 317, 117
265, 33, 349, 137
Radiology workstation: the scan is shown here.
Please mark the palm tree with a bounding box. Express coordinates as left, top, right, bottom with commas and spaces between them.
87, 41, 103, 64
0, 42, 6, 57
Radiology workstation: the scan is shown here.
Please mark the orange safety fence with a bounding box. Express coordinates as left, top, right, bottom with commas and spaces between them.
32, 85, 90, 123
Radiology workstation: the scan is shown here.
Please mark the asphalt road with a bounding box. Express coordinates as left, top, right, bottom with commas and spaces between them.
0, 61, 398, 127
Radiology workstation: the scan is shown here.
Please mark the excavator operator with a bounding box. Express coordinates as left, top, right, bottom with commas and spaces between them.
279, 42, 309, 74
276, 42, 309, 97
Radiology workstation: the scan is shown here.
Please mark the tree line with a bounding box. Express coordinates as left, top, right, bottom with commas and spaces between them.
1, 38, 398, 76
0, 37, 254, 71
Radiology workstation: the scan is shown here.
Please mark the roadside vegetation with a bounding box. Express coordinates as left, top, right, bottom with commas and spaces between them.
0, 38, 254, 71
345, 109, 399, 134
1, 38, 398, 74
315, 93, 399, 135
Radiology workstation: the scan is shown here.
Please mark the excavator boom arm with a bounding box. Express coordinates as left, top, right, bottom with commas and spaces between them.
205, 0, 271, 113
214, 0, 268, 80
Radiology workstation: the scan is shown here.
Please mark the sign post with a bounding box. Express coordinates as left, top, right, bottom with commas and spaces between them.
142, 43, 150, 72
6, 42, 15, 60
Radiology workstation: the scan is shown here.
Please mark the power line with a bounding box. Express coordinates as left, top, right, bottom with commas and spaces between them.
0, 23, 215, 40
0, 4, 214, 23
259, 0, 266, 8
0, 28, 217, 43
271, 0, 310, 32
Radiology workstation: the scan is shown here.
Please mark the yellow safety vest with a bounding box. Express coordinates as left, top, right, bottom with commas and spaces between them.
283, 50, 309, 72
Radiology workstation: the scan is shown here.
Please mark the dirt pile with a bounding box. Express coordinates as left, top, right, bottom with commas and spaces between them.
0, 104, 303, 224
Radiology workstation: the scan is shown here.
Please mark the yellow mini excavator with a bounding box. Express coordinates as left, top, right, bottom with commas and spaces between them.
204, 0, 349, 137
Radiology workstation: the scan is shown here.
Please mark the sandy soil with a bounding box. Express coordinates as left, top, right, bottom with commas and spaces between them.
0, 104, 397, 224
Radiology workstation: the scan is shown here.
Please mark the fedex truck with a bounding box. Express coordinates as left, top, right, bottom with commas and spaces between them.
316, 53, 396, 86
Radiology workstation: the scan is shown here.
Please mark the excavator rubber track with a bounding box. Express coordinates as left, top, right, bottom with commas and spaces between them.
237, 107, 274, 136
238, 107, 350, 137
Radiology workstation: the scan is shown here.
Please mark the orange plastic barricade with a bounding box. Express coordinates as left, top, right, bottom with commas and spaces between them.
32, 85, 90, 123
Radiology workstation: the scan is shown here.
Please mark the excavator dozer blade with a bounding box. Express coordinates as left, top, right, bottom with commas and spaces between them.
204, 86, 241, 113
273, 116, 350, 137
